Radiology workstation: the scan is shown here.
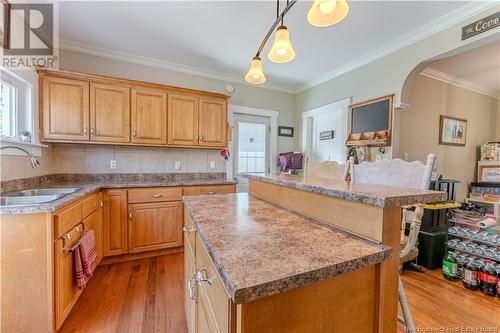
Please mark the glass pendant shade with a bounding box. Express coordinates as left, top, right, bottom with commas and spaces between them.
245, 57, 266, 84
267, 26, 296, 63
307, 0, 349, 27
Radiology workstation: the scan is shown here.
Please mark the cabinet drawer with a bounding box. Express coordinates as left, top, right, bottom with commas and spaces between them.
128, 187, 182, 203
81, 193, 99, 219
54, 201, 82, 238
195, 235, 230, 333
183, 185, 235, 196
184, 209, 196, 257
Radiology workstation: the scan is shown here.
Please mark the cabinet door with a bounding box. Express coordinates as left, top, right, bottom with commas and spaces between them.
131, 88, 167, 144
90, 83, 130, 143
128, 201, 183, 253
82, 209, 102, 265
185, 237, 197, 333
198, 98, 227, 148
42, 76, 90, 141
168, 94, 199, 146
54, 237, 83, 330
103, 189, 128, 256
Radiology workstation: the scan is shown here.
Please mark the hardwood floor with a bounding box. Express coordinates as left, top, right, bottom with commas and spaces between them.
61, 253, 499, 333
59, 254, 187, 333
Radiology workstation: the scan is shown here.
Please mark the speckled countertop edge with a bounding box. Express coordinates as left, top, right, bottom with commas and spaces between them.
1, 179, 237, 215
245, 173, 447, 208
183, 194, 392, 304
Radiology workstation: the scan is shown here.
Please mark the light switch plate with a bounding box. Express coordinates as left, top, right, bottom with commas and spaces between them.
210, 160, 215, 169
110, 160, 117, 169
174, 161, 181, 170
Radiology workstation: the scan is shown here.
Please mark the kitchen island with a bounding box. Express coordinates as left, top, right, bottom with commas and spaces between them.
183, 174, 446, 333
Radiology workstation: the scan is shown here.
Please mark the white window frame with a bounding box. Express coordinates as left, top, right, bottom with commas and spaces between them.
0, 67, 33, 141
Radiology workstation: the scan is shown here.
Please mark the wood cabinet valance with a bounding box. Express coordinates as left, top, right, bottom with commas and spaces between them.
37, 67, 229, 148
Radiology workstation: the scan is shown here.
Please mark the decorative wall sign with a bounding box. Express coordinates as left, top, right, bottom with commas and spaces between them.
462, 11, 500, 40
278, 126, 294, 137
439, 115, 467, 146
478, 162, 500, 183
319, 130, 335, 140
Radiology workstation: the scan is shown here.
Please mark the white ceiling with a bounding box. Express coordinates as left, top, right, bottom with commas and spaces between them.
59, 1, 472, 92
427, 41, 500, 98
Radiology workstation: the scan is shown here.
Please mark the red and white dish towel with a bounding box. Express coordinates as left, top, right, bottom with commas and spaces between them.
74, 229, 97, 289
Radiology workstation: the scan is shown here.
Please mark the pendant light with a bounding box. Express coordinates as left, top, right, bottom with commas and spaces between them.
268, 0, 295, 63
245, 56, 266, 84
307, 0, 349, 27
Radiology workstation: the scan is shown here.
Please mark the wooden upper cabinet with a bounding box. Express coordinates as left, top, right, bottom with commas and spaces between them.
168, 94, 199, 146
131, 88, 167, 144
199, 98, 227, 148
90, 83, 130, 143
42, 76, 90, 141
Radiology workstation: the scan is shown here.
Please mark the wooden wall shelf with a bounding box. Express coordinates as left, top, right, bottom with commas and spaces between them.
345, 130, 391, 147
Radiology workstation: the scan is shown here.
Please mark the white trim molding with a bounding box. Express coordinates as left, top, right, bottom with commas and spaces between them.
421, 68, 499, 99
59, 39, 296, 94
295, 1, 500, 93
227, 105, 279, 180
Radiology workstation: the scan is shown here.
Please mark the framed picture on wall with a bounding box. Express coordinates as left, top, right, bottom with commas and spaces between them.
278, 126, 294, 137
439, 115, 467, 146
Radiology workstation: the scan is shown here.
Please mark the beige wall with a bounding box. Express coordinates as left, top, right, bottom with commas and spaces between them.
497, 100, 500, 141
397, 75, 498, 200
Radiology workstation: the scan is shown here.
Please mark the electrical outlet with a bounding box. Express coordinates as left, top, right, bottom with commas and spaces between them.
174, 161, 181, 170
110, 160, 117, 169
375, 154, 382, 161
210, 160, 215, 169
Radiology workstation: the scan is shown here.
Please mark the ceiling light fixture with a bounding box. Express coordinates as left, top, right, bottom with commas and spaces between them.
268, 0, 295, 63
307, 0, 350, 27
245, 0, 349, 85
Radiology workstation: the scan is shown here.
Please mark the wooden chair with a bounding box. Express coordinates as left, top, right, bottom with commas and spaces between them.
303, 157, 354, 181
352, 153, 436, 333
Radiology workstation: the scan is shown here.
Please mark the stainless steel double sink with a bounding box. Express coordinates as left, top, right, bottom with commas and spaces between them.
0, 188, 80, 207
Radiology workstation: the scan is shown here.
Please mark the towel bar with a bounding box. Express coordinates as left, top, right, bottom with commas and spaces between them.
60, 223, 86, 252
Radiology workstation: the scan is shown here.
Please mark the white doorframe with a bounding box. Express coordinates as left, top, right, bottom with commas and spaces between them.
228, 105, 279, 180
301, 97, 351, 161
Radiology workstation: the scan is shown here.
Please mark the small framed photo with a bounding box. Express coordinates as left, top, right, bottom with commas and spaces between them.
439, 115, 467, 146
478, 162, 500, 183
278, 126, 294, 137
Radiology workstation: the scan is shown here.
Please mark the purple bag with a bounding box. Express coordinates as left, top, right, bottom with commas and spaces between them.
278, 152, 303, 172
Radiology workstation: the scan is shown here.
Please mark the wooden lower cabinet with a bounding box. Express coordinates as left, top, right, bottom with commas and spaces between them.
128, 201, 183, 253
103, 189, 128, 256
185, 234, 197, 333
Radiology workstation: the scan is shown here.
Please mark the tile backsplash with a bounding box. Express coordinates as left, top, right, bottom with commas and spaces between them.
52, 144, 226, 174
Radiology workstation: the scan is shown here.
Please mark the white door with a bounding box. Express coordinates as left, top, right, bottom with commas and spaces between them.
233, 114, 270, 176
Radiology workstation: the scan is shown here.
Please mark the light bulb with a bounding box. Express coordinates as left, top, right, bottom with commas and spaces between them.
245, 57, 266, 84
307, 0, 349, 27
268, 26, 296, 63
319, 0, 336, 14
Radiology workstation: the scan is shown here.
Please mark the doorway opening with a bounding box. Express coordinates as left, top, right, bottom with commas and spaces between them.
234, 114, 270, 175
302, 97, 350, 163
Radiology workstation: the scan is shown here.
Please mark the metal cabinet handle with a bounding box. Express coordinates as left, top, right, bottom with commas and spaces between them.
195, 135, 199, 143
99, 200, 104, 208
90, 128, 95, 136
205, 191, 216, 195
196, 269, 215, 286
132, 130, 137, 138
188, 276, 197, 300
84, 127, 89, 136
200, 135, 204, 142
129, 211, 133, 220
183, 226, 194, 233
151, 194, 162, 198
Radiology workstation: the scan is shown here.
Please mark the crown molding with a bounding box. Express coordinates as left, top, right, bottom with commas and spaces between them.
295, 1, 500, 93
421, 68, 499, 99
59, 39, 296, 94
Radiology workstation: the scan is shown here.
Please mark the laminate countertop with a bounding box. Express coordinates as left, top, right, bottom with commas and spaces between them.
245, 173, 446, 208
183, 193, 392, 304
0, 178, 236, 215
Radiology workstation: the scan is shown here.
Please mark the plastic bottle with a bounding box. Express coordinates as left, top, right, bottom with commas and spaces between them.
479, 263, 497, 296
463, 261, 480, 290
442, 252, 458, 281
